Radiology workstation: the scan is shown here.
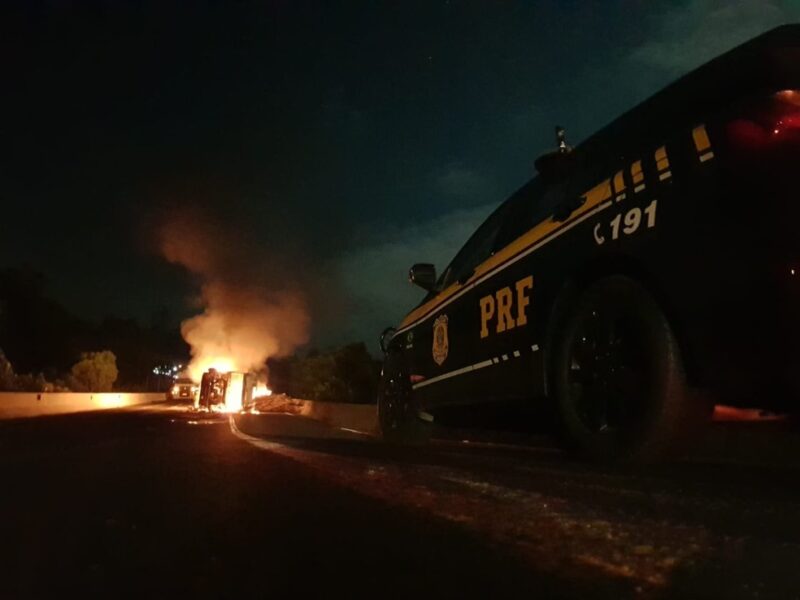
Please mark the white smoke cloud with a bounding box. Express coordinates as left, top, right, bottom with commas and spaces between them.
159, 209, 310, 381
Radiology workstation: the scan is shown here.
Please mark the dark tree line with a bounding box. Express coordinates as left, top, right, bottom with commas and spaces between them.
0, 268, 187, 390
268, 343, 381, 404
0, 268, 382, 398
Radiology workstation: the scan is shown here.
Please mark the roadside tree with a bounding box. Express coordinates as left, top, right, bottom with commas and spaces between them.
68, 350, 119, 392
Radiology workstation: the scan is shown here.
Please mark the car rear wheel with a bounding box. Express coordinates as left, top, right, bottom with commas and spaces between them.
378, 356, 431, 444
552, 276, 705, 461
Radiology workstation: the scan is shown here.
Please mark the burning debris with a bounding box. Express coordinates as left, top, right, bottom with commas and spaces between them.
195, 368, 271, 413
157, 209, 310, 407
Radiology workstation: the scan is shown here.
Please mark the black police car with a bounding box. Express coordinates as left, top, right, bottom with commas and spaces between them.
378, 25, 800, 460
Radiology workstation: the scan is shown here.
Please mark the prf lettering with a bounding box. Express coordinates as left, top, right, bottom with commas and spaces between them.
479, 276, 533, 338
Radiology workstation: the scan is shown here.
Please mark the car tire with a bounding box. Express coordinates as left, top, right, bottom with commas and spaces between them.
377, 355, 432, 444
552, 275, 706, 462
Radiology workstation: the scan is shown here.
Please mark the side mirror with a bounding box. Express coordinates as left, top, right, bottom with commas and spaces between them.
409, 263, 437, 292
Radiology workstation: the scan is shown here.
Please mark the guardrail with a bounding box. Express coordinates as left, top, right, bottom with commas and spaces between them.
0, 392, 166, 419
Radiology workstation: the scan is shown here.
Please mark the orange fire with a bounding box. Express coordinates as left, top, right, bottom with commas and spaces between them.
188, 356, 237, 382
254, 382, 272, 398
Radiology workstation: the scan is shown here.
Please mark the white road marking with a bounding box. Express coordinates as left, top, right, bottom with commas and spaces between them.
229, 416, 287, 450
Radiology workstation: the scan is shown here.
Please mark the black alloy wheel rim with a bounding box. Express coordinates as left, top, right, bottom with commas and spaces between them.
567, 306, 650, 434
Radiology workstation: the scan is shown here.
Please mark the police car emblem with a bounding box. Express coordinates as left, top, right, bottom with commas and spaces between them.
432, 314, 449, 366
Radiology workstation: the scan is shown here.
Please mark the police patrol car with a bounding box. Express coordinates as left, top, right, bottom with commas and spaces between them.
378, 25, 800, 460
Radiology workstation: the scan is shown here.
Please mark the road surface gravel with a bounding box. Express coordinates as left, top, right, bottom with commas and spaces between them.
1, 403, 799, 598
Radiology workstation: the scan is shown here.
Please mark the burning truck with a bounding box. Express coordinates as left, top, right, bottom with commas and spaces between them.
195, 369, 270, 413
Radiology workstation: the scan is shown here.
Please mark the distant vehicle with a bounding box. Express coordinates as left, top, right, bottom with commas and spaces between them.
167, 378, 197, 402
378, 25, 800, 461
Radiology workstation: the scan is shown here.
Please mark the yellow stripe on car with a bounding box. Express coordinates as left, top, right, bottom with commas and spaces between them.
692, 124, 715, 162
398, 178, 613, 330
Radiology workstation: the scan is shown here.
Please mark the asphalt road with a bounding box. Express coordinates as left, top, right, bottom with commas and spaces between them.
2, 404, 800, 599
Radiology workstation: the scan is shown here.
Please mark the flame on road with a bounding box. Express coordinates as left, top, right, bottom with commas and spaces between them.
210, 402, 238, 414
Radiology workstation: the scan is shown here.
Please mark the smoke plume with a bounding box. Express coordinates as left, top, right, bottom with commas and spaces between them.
158, 209, 310, 382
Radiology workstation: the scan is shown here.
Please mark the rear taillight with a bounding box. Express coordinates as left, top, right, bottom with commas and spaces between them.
726, 90, 800, 151
771, 112, 800, 136
768, 90, 800, 137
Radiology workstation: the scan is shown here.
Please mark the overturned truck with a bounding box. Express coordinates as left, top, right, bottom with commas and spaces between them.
197, 369, 258, 413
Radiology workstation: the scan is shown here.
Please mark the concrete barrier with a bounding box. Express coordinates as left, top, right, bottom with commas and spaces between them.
0, 392, 166, 419
246, 395, 378, 436
299, 401, 378, 435
233, 412, 360, 440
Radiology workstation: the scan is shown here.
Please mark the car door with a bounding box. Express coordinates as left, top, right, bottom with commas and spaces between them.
407, 204, 511, 408
464, 179, 566, 401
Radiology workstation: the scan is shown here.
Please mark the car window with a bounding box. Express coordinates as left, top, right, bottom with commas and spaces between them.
566, 148, 617, 204
435, 156, 608, 294
492, 179, 565, 253
437, 203, 511, 290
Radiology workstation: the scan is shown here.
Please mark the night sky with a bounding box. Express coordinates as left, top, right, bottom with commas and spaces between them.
3, 1, 798, 350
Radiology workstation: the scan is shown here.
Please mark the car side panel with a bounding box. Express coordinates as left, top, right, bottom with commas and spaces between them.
401, 118, 725, 410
